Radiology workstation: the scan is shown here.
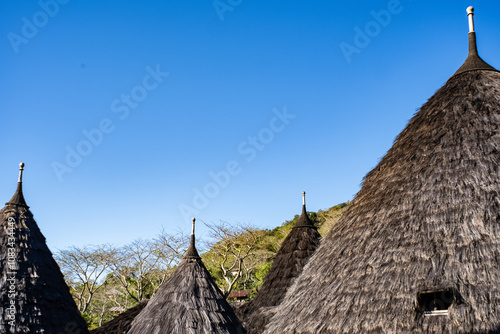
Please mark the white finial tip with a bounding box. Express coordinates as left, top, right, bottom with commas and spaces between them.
467, 6, 475, 33
191, 218, 196, 235
18, 163, 25, 182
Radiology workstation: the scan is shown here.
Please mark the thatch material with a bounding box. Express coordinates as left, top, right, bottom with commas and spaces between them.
0, 164, 89, 333
240, 193, 321, 333
128, 218, 245, 334
90, 300, 148, 334
264, 18, 500, 334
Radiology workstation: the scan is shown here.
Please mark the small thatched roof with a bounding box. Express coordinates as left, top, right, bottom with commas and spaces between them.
264, 8, 500, 334
90, 300, 148, 334
128, 218, 245, 334
239, 192, 321, 334
0, 163, 89, 333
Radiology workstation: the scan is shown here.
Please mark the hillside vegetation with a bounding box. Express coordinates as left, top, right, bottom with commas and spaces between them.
57, 202, 349, 329
201, 202, 349, 300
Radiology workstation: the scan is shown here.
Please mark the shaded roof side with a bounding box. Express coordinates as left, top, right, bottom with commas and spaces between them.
264, 70, 500, 334
241, 206, 321, 333
453, 32, 498, 76
128, 257, 245, 334
90, 300, 148, 334
0, 203, 89, 333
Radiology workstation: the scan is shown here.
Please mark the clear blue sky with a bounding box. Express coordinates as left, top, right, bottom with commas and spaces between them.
1, 1, 499, 251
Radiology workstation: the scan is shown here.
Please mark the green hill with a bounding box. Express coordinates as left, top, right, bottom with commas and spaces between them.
202, 202, 350, 300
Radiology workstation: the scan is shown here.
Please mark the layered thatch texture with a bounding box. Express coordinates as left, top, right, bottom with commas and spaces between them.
239, 203, 321, 333
90, 301, 148, 334
0, 181, 89, 333
128, 228, 245, 334
264, 68, 500, 333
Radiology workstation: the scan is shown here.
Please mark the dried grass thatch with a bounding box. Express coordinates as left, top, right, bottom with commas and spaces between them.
264, 24, 500, 334
239, 194, 321, 333
0, 165, 89, 334
128, 219, 245, 334
90, 301, 148, 334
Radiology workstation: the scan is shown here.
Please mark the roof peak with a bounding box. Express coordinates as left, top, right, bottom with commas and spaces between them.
6, 162, 28, 208
185, 217, 200, 258
295, 191, 315, 228
453, 6, 498, 77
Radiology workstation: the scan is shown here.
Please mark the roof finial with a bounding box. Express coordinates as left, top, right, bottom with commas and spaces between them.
467, 6, 475, 33
7, 162, 28, 207
295, 191, 315, 228
18, 162, 25, 183
452, 6, 498, 77
185, 217, 200, 258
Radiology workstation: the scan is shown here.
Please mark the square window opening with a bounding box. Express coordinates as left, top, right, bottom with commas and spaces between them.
417, 289, 455, 316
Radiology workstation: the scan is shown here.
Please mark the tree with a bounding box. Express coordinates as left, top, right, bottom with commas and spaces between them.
56, 230, 188, 330
203, 221, 267, 297
56, 244, 119, 313
111, 231, 188, 303
150, 228, 188, 293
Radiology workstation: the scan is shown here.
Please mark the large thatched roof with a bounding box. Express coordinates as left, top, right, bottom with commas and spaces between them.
128, 218, 245, 334
239, 192, 321, 334
0, 164, 89, 333
90, 300, 148, 334
264, 8, 500, 334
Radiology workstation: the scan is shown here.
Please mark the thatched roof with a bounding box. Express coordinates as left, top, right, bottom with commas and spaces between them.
128, 218, 245, 334
239, 192, 321, 334
90, 300, 148, 334
0, 164, 89, 333
264, 9, 500, 334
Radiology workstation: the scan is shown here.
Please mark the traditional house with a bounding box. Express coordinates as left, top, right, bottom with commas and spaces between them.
265, 7, 500, 333
128, 218, 245, 334
0, 163, 89, 333
240, 192, 321, 333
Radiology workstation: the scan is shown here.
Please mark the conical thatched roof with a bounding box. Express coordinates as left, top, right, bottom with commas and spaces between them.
239, 192, 321, 334
90, 300, 148, 334
264, 8, 500, 334
128, 218, 245, 334
0, 163, 89, 333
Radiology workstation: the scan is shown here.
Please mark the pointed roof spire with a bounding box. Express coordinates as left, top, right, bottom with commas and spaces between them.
185, 217, 200, 258
7, 162, 28, 207
295, 191, 315, 228
453, 6, 498, 76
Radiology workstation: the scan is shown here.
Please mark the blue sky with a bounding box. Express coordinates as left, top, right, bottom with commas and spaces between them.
1, 1, 499, 251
